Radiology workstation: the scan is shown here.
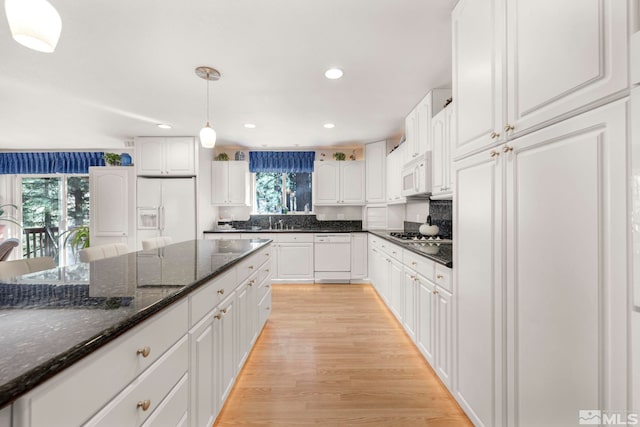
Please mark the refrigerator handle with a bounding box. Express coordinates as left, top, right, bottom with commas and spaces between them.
160, 206, 166, 231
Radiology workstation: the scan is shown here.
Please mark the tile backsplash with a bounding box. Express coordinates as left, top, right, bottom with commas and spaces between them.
404, 200, 452, 238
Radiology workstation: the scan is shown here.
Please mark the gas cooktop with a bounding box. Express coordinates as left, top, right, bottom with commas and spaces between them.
388, 231, 452, 243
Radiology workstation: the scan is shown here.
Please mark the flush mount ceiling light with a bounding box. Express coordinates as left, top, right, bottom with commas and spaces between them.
195, 66, 221, 148
5, 0, 61, 53
323, 123, 335, 129
157, 124, 171, 129
244, 123, 256, 129
324, 68, 343, 80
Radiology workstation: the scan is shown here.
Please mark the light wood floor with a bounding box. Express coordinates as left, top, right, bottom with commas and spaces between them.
214, 284, 472, 426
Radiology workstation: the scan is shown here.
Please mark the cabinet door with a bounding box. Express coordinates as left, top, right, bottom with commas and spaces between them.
417, 276, 436, 364
137, 138, 165, 175
277, 243, 314, 279
219, 296, 236, 405
445, 107, 455, 192
350, 233, 367, 279
164, 137, 195, 175
140, 374, 189, 427
435, 287, 452, 388
506, 0, 627, 137
211, 162, 229, 205
386, 146, 406, 203
416, 95, 433, 155
402, 269, 417, 343
313, 161, 340, 205
235, 281, 251, 370
452, 0, 505, 159
453, 147, 504, 427
505, 101, 628, 426
227, 161, 248, 205
189, 314, 216, 427
339, 161, 365, 205
388, 258, 404, 322
365, 140, 387, 204
405, 109, 419, 159
431, 110, 446, 195
90, 168, 129, 237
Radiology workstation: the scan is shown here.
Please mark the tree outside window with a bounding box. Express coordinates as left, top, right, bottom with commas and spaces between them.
255, 172, 312, 214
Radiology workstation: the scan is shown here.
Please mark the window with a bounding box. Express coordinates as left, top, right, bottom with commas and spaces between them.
21, 175, 90, 265
254, 172, 312, 214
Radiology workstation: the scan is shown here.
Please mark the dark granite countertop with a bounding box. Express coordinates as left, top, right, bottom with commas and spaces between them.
0, 238, 271, 408
204, 229, 366, 233
369, 231, 453, 268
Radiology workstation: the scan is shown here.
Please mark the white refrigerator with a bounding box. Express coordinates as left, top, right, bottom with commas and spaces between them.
631, 29, 640, 414
136, 177, 196, 250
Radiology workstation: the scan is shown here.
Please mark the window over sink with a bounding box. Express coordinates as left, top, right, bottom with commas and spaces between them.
253, 172, 312, 214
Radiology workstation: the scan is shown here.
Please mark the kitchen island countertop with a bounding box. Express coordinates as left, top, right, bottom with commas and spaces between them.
0, 238, 271, 408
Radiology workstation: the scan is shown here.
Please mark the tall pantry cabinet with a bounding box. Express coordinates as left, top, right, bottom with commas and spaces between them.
452, 0, 630, 426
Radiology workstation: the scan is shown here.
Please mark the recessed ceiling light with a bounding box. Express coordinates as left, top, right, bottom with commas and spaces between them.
324, 68, 343, 79
157, 124, 171, 129
323, 123, 335, 129
244, 123, 256, 129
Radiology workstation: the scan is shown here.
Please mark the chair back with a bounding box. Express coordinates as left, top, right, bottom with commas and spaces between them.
142, 236, 173, 250
0, 256, 55, 279
0, 238, 20, 261
79, 243, 129, 262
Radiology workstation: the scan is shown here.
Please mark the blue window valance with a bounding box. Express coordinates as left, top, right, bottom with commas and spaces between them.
0, 152, 105, 174
249, 151, 315, 173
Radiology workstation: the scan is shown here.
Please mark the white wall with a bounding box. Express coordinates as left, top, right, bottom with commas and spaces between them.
405, 200, 429, 223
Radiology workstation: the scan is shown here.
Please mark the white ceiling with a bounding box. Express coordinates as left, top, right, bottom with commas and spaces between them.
0, 0, 455, 150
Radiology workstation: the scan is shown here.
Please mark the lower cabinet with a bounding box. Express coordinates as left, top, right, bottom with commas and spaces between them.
402, 269, 418, 342
417, 276, 436, 364
350, 233, 368, 280
276, 235, 314, 282
11, 245, 273, 427
388, 257, 404, 323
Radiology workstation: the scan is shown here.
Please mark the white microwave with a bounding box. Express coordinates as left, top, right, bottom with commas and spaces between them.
401, 152, 432, 197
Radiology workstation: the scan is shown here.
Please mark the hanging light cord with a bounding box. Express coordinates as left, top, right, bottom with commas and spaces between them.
205, 73, 211, 126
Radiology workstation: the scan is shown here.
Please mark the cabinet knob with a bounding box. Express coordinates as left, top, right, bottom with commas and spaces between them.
437, 274, 444, 279
266, 269, 270, 273
217, 289, 225, 295
221, 308, 227, 314
490, 131, 500, 139
214, 314, 221, 320
137, 400, 151, 411
136, 346, 151, 358
502, 145, 514, 153
412, 262, 417, 266
410, 275, 417, 280
490, 150, 500, 158
248, 280, 255, 287
504, 124, 515, 132
266, 306, 270, 310
266, 284, 270, 288
248, 265, 254, 270
433, 290, 439, 295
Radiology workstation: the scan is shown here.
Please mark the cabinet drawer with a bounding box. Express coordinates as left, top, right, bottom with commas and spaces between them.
190, 268, 236, 326
258, 290, 272, 329
86, 336, 189, 427
18, 300, 188, 427
278, 234, 314, 243
434, 264, 452, 292
140, 373, 188, 427
237, 254, 261, 283
240, 233, 278, 242
403, 250, 436, 281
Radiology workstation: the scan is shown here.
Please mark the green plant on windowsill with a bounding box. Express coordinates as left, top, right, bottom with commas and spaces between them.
103, 153, 122, 166
60, 225, 90, 255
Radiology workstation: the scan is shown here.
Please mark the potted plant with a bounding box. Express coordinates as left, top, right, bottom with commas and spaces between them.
103, 153, 122, 166
61, 225, 90, 255
333, 152, 346, 161
215, 153, 230, 161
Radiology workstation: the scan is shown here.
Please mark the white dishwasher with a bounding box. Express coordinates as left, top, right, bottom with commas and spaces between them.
314, 234, 351, 283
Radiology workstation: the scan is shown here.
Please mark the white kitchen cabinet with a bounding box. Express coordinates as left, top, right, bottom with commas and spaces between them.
313, 161, 365, 206
406, 89, 453, 161
89, 167, 130, 240
189, 311, 217, 427
431, 105, 455, 200
402, 268, 418, 343
434, 287, 452, 388
350, 233, 368, 281
0, 406, 10, 427
386, 144, 406, 204
140, 374, 189, 427
388, 257, 404, 323
136, 137, 196, 176
452, 0, 628, 159
417, 275, 436, 365
454, 101, 628, 426
218, 294, 236, 405
211, 161, 249, 206
236, 275, 258, 370
365, 140, 387, 204
276, 234, 314, 282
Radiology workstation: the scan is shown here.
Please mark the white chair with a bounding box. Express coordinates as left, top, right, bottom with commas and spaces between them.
0, 238, 19, 261
142, 236, 173, 250
79, 243, 129, 262
0, 256, 56, 279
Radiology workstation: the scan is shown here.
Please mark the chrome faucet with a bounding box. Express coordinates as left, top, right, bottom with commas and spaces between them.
269, 216, 272, 230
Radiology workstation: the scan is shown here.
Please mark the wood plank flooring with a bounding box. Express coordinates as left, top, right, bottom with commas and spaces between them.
214, 284, 472, 426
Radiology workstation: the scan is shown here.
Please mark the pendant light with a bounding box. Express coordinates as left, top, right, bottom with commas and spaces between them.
195, 66, 220, 149
5, 0, 61, 53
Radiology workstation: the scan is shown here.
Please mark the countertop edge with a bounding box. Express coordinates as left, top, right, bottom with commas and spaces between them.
0, 240, 272, 409
204, 229, 366, 233
369, 231, 453, 268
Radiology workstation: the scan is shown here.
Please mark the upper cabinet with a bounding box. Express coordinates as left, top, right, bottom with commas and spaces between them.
405, 89, 452, 162
365, 140, 387, 204
135, 137, 196, 176
431, 105, 455, 200
386, 144, 406, 205
313, 161, 365, 206
452, 0, 628, 159
211, 161, 249, 206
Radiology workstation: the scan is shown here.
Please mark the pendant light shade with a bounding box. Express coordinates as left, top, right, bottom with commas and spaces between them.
5, 0, 61, 53
199, 123, 217, 148
195, 66, 220, 149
